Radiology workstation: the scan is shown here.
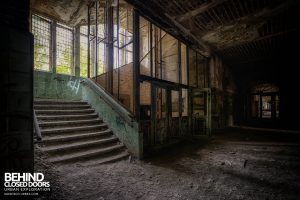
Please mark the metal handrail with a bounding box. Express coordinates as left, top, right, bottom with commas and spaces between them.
82, 78, 135, 127
33, 110, 42, 141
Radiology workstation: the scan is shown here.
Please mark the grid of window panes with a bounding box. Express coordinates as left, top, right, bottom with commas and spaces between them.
56, 25, 73, 75
32, 14, 51, 71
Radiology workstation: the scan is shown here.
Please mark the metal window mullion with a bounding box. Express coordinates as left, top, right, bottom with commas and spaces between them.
87, 3, 91, 78
51, 21, 57, 73
95, 0, 98, 80
72, 28, 75, 76
178, 42, 182, 135
117, 0, 120, 99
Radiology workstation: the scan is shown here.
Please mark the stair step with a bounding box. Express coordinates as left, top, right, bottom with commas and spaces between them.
35, 109, 95, 115
41, 124, 108, 134
37, 113, 98, 121
82, 151, 130, 166
35, 99, 130, 165
34, 99, 87, 105
41, 130, 112, 144
38, 118, 102, 128
43, 137, 119, 154
34, 104, 90, 110
48, 144, 125, 163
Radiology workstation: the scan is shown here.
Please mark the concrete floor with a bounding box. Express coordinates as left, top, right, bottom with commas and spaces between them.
35, 128, 300, 200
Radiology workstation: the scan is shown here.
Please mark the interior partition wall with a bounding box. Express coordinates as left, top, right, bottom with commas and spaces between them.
138, 15, 210, 150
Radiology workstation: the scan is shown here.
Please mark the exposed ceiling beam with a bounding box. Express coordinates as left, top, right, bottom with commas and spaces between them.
218, 28, 299, 51
200, 0, 300, 38
165, 14, 211, 56
125, 0, 211, 56
176, 0, 227, 22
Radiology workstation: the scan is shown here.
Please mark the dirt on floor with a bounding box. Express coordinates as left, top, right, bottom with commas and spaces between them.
35, 128, 300, 200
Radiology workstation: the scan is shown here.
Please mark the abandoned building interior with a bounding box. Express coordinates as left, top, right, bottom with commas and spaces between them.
1, 0, 300, 199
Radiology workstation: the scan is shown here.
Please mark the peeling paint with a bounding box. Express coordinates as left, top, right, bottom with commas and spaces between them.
81, 84, 141, 158
34, 70, 82, 100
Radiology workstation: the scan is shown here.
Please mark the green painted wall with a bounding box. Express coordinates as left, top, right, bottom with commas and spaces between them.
81, 84, 141, 158
33, 70, 141, 158
34, 70, 82, 100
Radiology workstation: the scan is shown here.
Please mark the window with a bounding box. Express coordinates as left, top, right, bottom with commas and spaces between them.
56, 25, 74, 75
32, 14, 76, 75
32, 14, 51, 71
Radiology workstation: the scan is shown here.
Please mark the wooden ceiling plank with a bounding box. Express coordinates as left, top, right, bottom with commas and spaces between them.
211, 7, 224, 25
206, 9, 221, 26
230, 0, 241, 19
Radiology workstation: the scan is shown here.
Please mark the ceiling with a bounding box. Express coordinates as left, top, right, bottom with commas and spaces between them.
126, 0, 300, 66
31, 0, 300, 66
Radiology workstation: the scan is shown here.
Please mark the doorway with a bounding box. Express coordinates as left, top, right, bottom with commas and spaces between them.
151, 83, 181, 145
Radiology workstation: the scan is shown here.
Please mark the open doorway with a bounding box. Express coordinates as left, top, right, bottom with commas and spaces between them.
250, 83, 279, 119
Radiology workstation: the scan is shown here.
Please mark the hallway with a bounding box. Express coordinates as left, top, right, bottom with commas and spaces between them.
35, 128, 300, 200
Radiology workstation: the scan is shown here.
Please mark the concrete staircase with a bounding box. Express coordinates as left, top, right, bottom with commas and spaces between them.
34, 99, 130, 165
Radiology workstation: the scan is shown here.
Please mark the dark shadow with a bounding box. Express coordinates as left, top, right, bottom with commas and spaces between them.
220, 166, 300, 196
213, 127, 300, 143
143, 137, 210, 171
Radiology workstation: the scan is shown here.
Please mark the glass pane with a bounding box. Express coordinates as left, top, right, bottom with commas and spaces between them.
56, 26, 73, 75
118, 63, 133, 112
140, 82, 151, 120
116, 3, 133, 68
181, 43, 188, 85
189, 48, 197, 87
139, 16, 151, 76
161, 34, 179, 83
182, 89, 188, 117
197, 54, 206, 88
80, 35, 88, 77
171, 91, 179, 117
262, 96, 272, 118
171, 90, 180, 137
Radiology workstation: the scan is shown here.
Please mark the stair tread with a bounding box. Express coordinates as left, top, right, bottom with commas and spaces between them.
41, 124, 107, 133
42, 136, 118, 152
36, 109, 94, 112
34, 99, 87, 104
37, 113, 98, 119
34, 104, 90, 109
82, 151, 130, 166
35, 99, 129, 165
38, 118, 102, 126
48, 144, 125, 163
42, 129, 112, 142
